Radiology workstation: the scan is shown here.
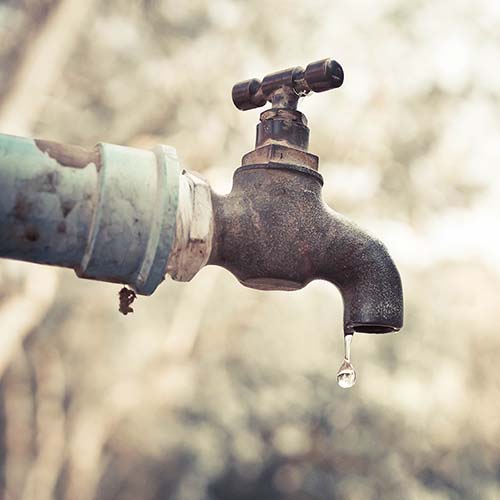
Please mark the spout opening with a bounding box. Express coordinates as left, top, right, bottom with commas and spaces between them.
351, 324, 400, 334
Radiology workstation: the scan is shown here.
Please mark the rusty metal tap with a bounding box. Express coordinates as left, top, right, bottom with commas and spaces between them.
0, 57, 403, 333
208, 58, 404, 334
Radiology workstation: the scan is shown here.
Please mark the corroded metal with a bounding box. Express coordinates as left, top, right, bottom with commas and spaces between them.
209, 58, 404, 334
0, 134, 182, 295
232, 57, 344, 111
166, 169, 213, 282
208, 167, 403, 334
0, 56, 404, 333
256, 108, 310, 151
242, 143, 319, 171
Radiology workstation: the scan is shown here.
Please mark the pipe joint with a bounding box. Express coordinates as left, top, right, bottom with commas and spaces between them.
0, 133, 214, 295
77, 143, 181, 295
166, 169, 213, 282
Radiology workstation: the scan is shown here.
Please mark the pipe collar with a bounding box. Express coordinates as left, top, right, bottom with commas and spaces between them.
166, 169, 213, 282
78, 143, 181, 295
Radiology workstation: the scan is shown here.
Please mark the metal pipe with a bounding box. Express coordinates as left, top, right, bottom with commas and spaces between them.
0, 134, 99, 269
0, 133, 213, 295
0, 58, 403, 335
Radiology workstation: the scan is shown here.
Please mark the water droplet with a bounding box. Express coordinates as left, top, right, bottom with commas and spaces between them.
336, 359, 356, 388
336, 333, 357, 389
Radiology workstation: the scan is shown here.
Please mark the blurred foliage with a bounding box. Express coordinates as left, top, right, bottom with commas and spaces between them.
0, 1, 500, 499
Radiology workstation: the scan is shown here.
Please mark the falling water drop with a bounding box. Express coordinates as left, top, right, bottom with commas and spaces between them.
336, 333, 357, 389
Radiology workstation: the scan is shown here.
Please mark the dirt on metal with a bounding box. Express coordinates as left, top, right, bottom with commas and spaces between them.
118, 286, 137, 315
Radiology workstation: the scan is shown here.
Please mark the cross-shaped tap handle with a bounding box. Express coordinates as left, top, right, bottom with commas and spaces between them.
232, 58, 344, 111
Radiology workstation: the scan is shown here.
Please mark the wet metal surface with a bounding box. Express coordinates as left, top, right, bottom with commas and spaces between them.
209, 167, 403, 334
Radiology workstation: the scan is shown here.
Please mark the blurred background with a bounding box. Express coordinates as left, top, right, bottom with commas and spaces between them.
1, 0, 500, 499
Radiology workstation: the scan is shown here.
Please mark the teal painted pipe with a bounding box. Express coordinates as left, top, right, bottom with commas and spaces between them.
0, 133, 213, 294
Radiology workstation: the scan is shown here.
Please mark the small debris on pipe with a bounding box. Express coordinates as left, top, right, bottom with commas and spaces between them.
118, 286, 136, 315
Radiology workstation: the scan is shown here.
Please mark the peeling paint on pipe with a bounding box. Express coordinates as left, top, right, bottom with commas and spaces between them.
34, 138, 101, 170
0, 133, 209, 295
0, 134, 98, 269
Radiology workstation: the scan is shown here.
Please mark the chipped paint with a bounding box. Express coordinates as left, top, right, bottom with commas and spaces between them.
0, 133, 183, 296
0, 133, 98, 268
35, 138, 101, 170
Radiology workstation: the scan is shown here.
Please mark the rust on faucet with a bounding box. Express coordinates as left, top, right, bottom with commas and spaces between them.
208, 58, 404, 334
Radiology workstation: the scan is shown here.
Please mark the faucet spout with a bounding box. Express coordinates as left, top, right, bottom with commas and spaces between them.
317, 209, 403, 333
207, 165, 403, 335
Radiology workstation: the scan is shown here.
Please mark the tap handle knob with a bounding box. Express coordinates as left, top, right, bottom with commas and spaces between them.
232, 58, 343, 111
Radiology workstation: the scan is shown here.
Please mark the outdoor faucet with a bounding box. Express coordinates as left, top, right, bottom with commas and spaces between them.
208, 59, 403, 334
0, 57, 403, 334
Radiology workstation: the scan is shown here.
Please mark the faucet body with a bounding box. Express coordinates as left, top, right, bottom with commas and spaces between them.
209, 58, 403, 333
208, 108, 403, 333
